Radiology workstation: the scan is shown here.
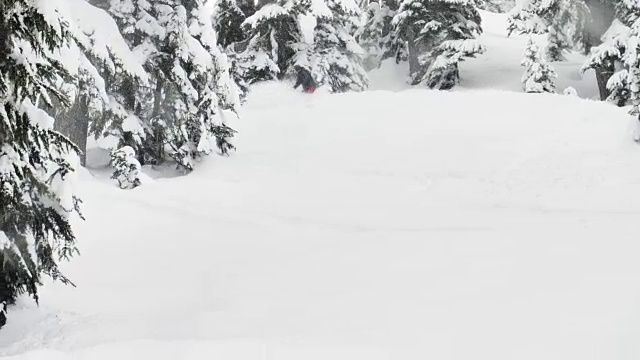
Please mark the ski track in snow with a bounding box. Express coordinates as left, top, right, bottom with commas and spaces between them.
3, 10, 640, 360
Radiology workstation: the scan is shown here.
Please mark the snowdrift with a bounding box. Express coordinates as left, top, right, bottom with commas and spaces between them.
2, 84, 640, 360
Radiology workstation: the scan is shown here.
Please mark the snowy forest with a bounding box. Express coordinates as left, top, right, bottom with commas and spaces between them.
2, 0, 640, 358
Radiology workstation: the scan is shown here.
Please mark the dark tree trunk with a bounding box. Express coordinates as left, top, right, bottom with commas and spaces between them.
152, 79, 163, 119
148, 79, 165, 164
406, 28, 420, 84
595, 67, 614, 101
0, 254, 8, 330
54, 96, 90, 166
581, 0, 616, 100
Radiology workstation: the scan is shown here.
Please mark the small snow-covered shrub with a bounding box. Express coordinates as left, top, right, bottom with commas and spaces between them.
521, 38, 557, 93
563, 86, 578, 96
111, 146, 142, 190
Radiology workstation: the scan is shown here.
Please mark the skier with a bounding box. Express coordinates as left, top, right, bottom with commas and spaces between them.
293, 66, 317, 93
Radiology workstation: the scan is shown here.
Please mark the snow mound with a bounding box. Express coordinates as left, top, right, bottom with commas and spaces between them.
2, 84, 640, 360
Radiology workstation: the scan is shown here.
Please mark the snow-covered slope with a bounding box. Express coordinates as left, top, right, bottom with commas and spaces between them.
2, 81, 640, 360
3, 8, 640, 360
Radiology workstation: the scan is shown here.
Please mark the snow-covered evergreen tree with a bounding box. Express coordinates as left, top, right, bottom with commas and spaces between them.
213, 0, 253, 101
148, 3, 236, 169
111, 146, 142, 189
507, 0, 589, 61
608, 0, 640, 110
228, 0, 369, 92
613, 0, 640, 26
354, 0, 399, 70
583, 19, 630, 105
225, 50, 252, 102
521, 37, 557, 93
479, 0, 515, 13
582, 1, 640, 106
107, 0, 238, 172
240, 0, 310, 83
189, 1, 241, 154
214, 0, 249, 49
311, 0, 369, 92
45, 0, 150, 167
104, 0, 165, 163
0, 0, 82, 326
392, 0, 484, 89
